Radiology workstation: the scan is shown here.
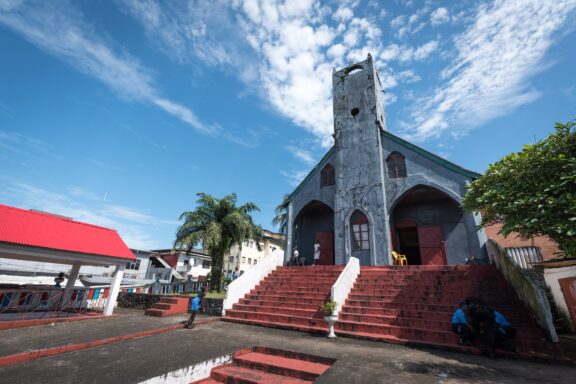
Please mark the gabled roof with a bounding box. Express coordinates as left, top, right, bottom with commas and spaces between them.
0, 204, 135, 260
287, 130, 481, 202
287, 147, 334, 202
381, 130, 481, 179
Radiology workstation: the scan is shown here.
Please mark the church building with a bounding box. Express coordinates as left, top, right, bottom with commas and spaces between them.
285, 54, 487, 266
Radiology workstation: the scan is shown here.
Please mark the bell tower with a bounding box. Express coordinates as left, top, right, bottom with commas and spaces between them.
332, 54, 392, 265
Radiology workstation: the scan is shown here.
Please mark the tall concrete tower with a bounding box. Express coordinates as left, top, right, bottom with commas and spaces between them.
332, 54, 391, 266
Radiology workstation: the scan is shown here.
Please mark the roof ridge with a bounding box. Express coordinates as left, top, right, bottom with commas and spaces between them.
0, 204, 118, 233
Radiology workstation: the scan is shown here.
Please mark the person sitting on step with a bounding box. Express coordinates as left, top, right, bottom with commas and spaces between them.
451, 301, 473, 346
493, 309, 517, 352
466, 297, 497, 359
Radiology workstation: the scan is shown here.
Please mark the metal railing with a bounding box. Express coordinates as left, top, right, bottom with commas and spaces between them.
0, 287, 109, 318
506, 246, 543, 270
150, 281, 204, 295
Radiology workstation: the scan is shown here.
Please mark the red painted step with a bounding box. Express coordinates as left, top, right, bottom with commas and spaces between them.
145, 296, 189, 317
190, 346, 335, 383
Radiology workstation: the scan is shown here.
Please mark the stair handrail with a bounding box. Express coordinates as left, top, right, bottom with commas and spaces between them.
486, 238, 558, 342
222, 250, 284, 315
331, 257, 360, 316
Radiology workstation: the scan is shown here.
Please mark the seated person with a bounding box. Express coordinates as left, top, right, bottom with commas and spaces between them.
451, 301, 473, 346
466, 297, 497, 358
494, 309, 517, 352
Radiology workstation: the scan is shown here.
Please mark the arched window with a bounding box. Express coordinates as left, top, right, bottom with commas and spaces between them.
321, 164, 335, 187
350, 210, 369, 251
386, 152, 407, 178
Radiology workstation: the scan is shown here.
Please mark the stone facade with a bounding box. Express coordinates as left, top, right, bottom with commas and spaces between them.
286, 54, 487, 266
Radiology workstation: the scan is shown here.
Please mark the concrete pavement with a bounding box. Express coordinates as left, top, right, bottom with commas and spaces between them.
1, 318, 574, 383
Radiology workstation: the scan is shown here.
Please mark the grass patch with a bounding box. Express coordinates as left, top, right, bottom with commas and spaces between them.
178, 291, 226, 299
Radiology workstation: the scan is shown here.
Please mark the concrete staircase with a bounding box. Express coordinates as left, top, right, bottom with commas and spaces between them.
223, 266, 344, 332
144, 296, 189, 317
192, 346, 335, 383
336, 265, 561, 358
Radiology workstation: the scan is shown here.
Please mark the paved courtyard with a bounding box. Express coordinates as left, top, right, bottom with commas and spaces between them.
0, 311, 574, 383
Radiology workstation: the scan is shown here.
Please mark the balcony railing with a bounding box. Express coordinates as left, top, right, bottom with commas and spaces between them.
0, 287, 109, 319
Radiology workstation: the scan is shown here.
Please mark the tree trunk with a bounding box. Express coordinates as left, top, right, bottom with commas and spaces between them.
210, 252, 224, 291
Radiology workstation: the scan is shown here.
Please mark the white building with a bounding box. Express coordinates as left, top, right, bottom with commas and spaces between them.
223, 230, 285, 278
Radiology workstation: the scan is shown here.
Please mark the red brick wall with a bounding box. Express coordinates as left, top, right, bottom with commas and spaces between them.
484, 223, 561, 260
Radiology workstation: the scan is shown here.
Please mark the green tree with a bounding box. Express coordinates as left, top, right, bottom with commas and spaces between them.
272, 194, 290, 234
174, 193, 262, 291
463, 121, 576, 258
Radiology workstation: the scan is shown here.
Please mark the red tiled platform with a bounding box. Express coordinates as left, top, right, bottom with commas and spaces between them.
145, 296, 189, 317
191, 346, 335, 383
223, 266, 344, 332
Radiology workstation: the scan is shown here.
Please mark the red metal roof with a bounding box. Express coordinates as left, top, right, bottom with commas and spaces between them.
0, 204, 135, 260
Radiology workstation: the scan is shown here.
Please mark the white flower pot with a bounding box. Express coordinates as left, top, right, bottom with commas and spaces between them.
324, 315, 338, 338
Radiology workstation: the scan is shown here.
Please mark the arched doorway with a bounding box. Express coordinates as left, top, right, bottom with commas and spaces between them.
293, 201, 335, 265
391, 186, 464, 265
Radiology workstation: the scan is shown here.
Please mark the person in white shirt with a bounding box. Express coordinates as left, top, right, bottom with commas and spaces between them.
313, 240, 320, 266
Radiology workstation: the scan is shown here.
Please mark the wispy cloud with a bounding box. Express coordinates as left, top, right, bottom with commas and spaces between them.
286, 145, 316, 166
404, 0, 576, 141
0, 181, 175, 249
87, 159, 125, 172
280, 169, 310, 187
0, 0, 219, 136
0, 130, 63, 166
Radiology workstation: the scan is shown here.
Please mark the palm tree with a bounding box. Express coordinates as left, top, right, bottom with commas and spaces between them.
174, 193, 262, 291
272, 194, 290, 234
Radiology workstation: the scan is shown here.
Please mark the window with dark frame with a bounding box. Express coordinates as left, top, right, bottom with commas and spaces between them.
350, 210, 370, 251
125, 259, 141, 270
386, 152, 407, 178
321, 163, 336, 187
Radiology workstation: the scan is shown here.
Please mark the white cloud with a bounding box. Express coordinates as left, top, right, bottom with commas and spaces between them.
430, 7, 450, 25
232, 1, 389, 147
379, 40, 439, 63
286, 145, 316, 166
280, 169, 310, 187
0, 1, 219, 136
404, 0, 576, 141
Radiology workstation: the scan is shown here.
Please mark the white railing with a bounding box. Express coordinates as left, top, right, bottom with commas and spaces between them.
222, 250, 284, 315
330, 257, 360, 316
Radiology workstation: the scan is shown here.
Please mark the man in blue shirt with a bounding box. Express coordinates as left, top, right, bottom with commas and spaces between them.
451, 301, 473, 346
494, 310, 517, 352
184, 286, 206, 329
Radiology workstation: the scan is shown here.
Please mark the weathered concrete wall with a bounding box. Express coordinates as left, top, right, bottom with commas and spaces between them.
332, 55, 391, 266
485, 223, 561, 260
383, 138, 486, 263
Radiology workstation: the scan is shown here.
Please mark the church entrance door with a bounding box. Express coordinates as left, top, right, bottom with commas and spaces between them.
417, 225, 447, 265
315, 232, 334, 265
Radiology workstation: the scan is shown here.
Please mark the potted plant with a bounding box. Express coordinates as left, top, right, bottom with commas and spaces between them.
320, 299, 338, 338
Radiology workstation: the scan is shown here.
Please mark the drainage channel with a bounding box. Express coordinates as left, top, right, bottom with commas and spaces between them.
137, 354, 232, 384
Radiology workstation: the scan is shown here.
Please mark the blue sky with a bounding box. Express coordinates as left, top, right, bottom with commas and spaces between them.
1, 0, 575, 250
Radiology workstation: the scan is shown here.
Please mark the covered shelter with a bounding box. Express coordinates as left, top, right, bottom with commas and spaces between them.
0, 204, 135, 318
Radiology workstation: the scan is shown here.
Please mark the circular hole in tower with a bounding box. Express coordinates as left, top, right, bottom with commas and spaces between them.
351, 108, 360, 116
